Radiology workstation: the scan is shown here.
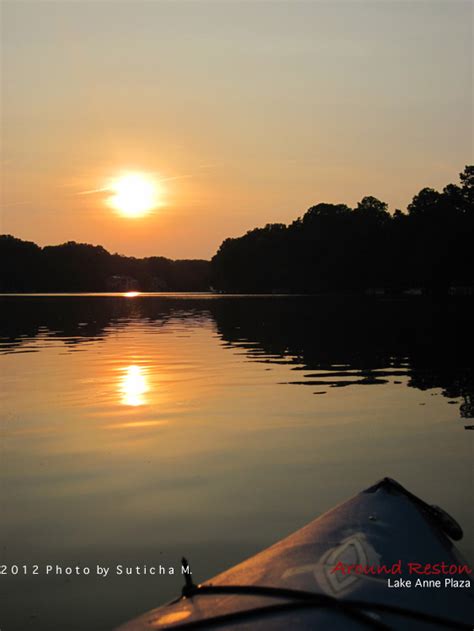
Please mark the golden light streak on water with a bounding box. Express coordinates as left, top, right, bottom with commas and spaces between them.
119, 364, 149, 406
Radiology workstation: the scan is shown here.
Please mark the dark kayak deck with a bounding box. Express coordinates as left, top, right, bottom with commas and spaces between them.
116, 478, 473, 630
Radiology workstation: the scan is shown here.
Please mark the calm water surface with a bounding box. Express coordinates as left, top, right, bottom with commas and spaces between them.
0, 294, 473, 630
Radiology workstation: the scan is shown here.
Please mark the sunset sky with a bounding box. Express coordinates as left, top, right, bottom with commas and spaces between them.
1, 0, 472, 259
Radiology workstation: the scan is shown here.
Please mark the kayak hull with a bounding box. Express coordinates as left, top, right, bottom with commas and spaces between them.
116, 478, 473, 630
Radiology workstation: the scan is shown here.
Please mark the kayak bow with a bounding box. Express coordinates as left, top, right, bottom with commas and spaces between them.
115, 477, 473, 630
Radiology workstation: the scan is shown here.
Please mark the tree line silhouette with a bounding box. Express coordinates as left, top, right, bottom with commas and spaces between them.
1, 166, 472, 293
0, 238, 210, 292
211, 166, 473, 294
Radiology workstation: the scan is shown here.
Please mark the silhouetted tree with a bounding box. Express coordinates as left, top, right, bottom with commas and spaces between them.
0, 235, 41, 292
2, 167, 473, 295
211, 167, 473, 294
0, 237, 210, 292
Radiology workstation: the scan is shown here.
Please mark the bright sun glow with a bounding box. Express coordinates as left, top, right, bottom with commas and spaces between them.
107, 173, 161, 218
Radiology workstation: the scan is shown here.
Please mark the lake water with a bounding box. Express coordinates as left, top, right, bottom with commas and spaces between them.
0, 294, 473, 630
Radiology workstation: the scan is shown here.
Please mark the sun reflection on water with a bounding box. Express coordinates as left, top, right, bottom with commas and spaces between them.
120, 365, 149, 406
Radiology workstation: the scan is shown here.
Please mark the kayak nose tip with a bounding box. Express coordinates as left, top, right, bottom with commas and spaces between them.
364, 477, 464, 541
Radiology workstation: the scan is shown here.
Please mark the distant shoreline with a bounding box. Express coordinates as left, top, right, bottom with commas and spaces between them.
1, 291, 473, 300
2, 165, 473, 295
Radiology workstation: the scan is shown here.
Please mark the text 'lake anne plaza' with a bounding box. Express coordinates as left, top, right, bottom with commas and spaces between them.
330, 560, 472, 588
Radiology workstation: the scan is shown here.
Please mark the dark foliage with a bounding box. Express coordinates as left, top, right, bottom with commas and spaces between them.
0, 237, 211, 292
211, 167, 474, 294
2, 167, 472, 294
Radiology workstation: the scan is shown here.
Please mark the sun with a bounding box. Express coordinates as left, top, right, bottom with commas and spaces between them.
107, 173, 161, 218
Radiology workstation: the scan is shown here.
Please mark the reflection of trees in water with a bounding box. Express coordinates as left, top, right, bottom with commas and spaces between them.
1, 296, 473, 424
408, 365, 474, 420
0, 297, 200, 352
210, 297, 474, 424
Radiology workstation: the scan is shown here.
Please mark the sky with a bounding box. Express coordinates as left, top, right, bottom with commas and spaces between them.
1, 0, 472, 259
